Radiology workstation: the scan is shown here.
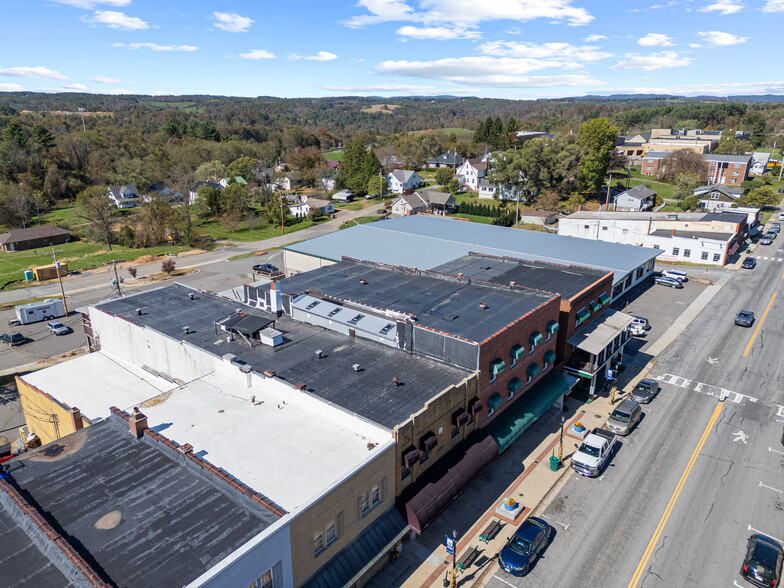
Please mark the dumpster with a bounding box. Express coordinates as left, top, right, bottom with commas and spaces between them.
549, 456, 561, 471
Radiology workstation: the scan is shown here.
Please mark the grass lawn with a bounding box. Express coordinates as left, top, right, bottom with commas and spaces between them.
658, 204, 682, 212
0, 241, 189, 290
339, 216, 382, 229
333, 202, 365, 211
192, 217, 322, 242
450, 213, 493, 224
324, 151, 343, 162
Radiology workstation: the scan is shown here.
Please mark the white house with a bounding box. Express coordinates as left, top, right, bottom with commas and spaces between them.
750, 152, 771, 175
289, 197, 334, 218
477, 179, 522, 201
694, 184, 744, 212
386, 170, 423, 194
642, 230, 737, 266
107, 184, 140, 209
390, 191, 455, 216
189, 181, 222, 204
455, 158, 487, 191
613, 185, 656, 212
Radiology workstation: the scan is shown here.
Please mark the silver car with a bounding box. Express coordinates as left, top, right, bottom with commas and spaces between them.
605, 399, 642, 436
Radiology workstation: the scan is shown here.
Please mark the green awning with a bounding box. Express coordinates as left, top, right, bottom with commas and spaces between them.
598, 292, 611, 306
590, 300, 602, 312
508, 377, 523, 393
487, 371, 575, 453
529, 332, 543, 346
546, 320, 559, 334
544, 349, 556, 364
488, 392, 503, 410
490, 359, 506, 375
510, 344, 525, 361
576, 308, 591, 323
527, 362, 540, 378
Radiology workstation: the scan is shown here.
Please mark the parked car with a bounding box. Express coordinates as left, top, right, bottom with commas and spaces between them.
655, 276, 684, 289
778, 212, 784, 221
604, 399, 642, 436
761, 236, 773, 245
631, 379, 660, 404
771, 222, 781, 233
735, 310, 755, 327
743, 257, 757, 269
631, 317, 650, 331
498, 517, 554, 577
0, 332, 25, 346
741, 534, 782, 588
571, 428, 617, 477
765, 231, 777, 240
47, 321, 71, 336
661, 269, 688, 282
252, 263, 279, 274
627, 323, 646, 337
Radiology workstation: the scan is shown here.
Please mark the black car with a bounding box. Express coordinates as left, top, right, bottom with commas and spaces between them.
498, 517, 553, 576
743, 257, 757, 269
252, 263, 279, 274
630, 378, 660, 404
736, 310, 755, 327
741, 534, 783, 587
0, 333, 25, 346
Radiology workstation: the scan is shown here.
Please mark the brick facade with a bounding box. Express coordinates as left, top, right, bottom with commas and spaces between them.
556, 272, 614, 366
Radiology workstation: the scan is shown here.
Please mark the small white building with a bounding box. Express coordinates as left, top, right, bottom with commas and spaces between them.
613, 185, 656, 212
455, 158, 487, 191
642, 230, 737, 266
694, 184, 744, 212
331, 189, 353, 203
750, 152, 771, 175
386, 170, 423, 194
477, 179, 522, 201
289, 196, 334, 218
107, 184, 140, 208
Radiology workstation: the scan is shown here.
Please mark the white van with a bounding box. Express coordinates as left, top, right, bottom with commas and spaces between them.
661, 270, 688, 282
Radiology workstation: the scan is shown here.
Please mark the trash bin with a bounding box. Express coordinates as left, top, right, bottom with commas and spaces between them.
549, 456, 560, 471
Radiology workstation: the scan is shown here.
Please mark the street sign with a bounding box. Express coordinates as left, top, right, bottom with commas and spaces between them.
445, 535, 455, 555
606, 368, 616, 381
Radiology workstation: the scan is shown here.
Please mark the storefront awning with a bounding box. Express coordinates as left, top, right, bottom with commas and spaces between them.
490, 358, 506, 375
590, 300, 602, 312
576, 308, 591, 324
543, 349, 556, 364
546, 320, 559, 334
598, 292, 611, 306
398, 431, 499, 533
508, 377, 523, 393
527, 362, 540, 378
487, 371, 575, 454
568, 309, 634, 356
530, 332, 543, 346
511, 344, 526, 361
488, 392, 503, 410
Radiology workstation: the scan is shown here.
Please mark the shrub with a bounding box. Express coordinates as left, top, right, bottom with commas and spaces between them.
161, 259, 176, 274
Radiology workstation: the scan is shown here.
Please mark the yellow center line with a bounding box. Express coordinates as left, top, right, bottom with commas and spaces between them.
627, 401, 724, 588
743, 291, 777, 358
781, 269, 784, 280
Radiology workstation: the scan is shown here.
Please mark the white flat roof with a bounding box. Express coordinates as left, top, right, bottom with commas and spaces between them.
20, 352, 177, 421
135, 372, 392, 511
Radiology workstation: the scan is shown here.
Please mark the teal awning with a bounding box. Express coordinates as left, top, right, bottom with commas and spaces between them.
529, 332, 543, 346
487, 371, 574, 453
508, 377, 523, 393
527, 362, 540, 378
490, 358, 506, 375
590, 300, 602, 312
576, 308, 591, 323
510, 344, 525, 360
598, 292, 611, 306
544, 349, 556, 364
546, 320, 559, 334
488, 392, 503, 410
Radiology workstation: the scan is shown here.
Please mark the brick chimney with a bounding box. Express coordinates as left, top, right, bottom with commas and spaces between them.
69, 407, 83, 432
129, 407, 148, 438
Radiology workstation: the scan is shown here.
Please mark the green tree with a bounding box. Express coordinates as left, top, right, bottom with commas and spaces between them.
227, 156, 257, 181
578, 118, 618, 192
366, 175, 386, 197
447, 178, 461, 194
739, 186, 779, 208
32, 125, 54, 153
137, 195, 175, 246
76, 186, 116, 250
194, 160, 227, 182
673, 173, 702, 200
435, 167, 453, 186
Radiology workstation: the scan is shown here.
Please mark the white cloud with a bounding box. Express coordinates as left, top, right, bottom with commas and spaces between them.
0, 66, 68, 80
238, 49, 276, 60
0, 83, 25, 92
346, 0, 594, 28
611, 51, 693, 70
85, 10, 148, 30
396, 25, 481, 40
323, 83, 481, 94
698, 0, 743, 14
307, 51, 338, 61
212, 12, 254, 32
113, 42, 198, 52
585, 34, 606, 42
762, 0, 784, 11
92, 76, 122, 83
638, 33, 674, 46
63, 83, 88, 90
480, 40, 611, 62
696, 31, 749, 46
49, 0, 131, 7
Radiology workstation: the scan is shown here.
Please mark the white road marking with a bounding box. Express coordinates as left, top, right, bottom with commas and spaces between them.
706, 357, 719, 365
759, 481, 783, 494
734, 581, 746, 588
553, 520, 570, 530
493, 574, 517, 587
749, 525, 783, 544
770, 447, 784, 456
657, 374, 768, 408
733, 430, 749, 444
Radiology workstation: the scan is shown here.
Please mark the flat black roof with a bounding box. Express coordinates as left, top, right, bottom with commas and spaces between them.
276, 260, 556, 343
96, 284, 471, 429
432, 254, 609, 300
0, 505, 69, 586
649, 229, 734, 241
4, 415, 278, 587
700, 212, 746, 223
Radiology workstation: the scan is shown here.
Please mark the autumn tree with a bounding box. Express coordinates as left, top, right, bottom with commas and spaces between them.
673, 173, 702, 200
137, 195, 175, 246
739, 186, 779, 208
657, 151, 708, 181
435, 167, 454, 186
76, 186, 116, 250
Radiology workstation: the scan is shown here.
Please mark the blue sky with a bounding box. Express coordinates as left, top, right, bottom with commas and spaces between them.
1, 0, 783, 99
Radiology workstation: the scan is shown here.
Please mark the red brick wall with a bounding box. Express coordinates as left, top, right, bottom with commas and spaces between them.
641, 157, 661, 177
556, 272, 614, 366
708, 160, 749, 185
476, 295, 560, 427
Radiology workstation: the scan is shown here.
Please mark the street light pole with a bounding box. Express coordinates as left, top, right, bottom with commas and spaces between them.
557, 416, 566, 462
449, 530, 458, 588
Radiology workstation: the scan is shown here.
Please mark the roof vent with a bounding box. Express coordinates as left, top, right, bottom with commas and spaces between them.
457, 273, 463, 278
479, 302, 488, 310
136, 308, 142, 315
393, 377, 401, 387
189, 292, 195, 301
263, 369, 276, 378
359, 279, 368, 285
352, 363, 362, 373
315, 349, 323, 359
509, 281, 516, 287
183, 326, 190, 335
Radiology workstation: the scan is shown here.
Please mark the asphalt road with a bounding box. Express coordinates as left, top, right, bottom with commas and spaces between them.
487, 255, 784, 588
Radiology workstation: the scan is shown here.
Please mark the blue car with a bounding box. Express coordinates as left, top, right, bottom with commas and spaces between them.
498, 516, 554, 576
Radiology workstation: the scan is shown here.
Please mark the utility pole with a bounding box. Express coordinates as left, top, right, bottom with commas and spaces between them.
51, 248, 68, 316
557, 415, 566, 462
279, 196, 285, 234
112, 261, 122, 297
78, 107, 86, 132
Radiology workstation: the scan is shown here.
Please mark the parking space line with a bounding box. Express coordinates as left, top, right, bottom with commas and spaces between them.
748, 525, 783, 544
627, 402, 723, 588
759, 481, 783, 494
770, 447, 784, 456
743, 291, 777, 358
493, 574, 517, 587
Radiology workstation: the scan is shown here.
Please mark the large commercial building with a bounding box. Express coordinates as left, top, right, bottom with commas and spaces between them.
641, 152, 751, 185
283, 215, 660, 300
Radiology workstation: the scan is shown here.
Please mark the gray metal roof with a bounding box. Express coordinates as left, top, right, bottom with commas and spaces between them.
567, 309, 634, 355
703, 154, 751, 163
620, 184, 656, 200
648, 229, 735, 241
285, 215, 660, 286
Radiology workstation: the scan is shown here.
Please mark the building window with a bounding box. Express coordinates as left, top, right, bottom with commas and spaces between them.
360, 483, 383, 518
711, 193, 719, 199
684, 249, 691, 258
731, 179, 737, 183
584, 224, 589, 229
672, 247, 680, 256
326, 520, 337, 547
314, 530, 325, 557
646, 166, 653, 171
636, 267, 643, 279
602, 226, 608, 231
734, 163, 741, 168
732, 171, 739, 176
653, 244, 660, 249
701, 251, 709, 260
713, 253, 721, 262
246, 564, 281, 588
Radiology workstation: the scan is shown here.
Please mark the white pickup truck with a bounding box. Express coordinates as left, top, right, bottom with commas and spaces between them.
571, 428, 617, 478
